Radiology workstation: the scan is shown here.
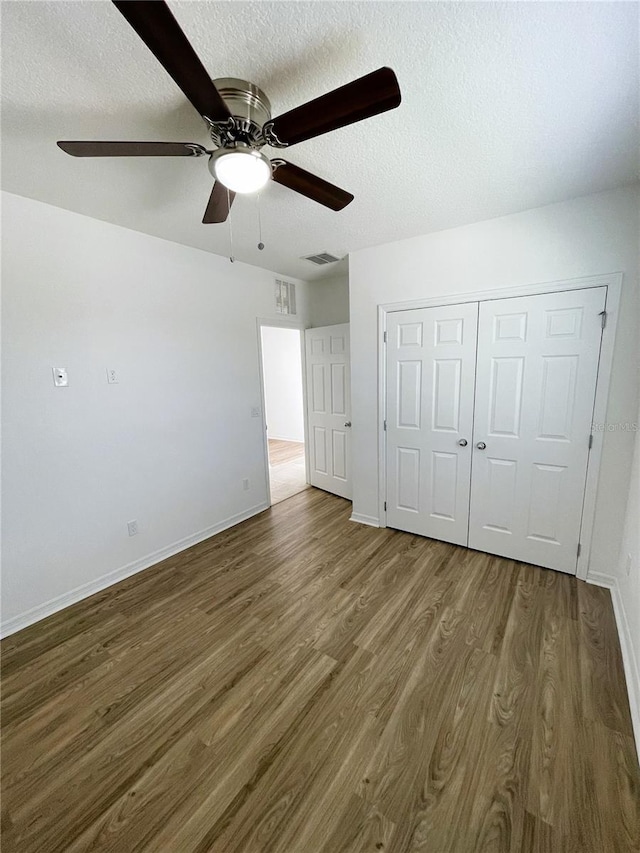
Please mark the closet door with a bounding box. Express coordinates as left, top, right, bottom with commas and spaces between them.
468, 287, 606, 573
386, 303, 478, 545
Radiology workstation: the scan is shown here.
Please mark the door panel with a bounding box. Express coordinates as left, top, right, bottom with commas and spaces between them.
332, 431, 347, 479
311, 364, 325, 412
488, 357, 524, 436
386, 303, 478, 545
331, 363, 347, 415
484, 456, 518, 533
433, 359, 462, 431
313, 426, 327, 474
469, 287, 605, 573
397, 447, 420, 511
305, 324, 351, 499
399, 361, 422, 428
431, 451, 457, 519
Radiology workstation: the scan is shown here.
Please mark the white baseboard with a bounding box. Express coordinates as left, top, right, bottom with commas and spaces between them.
586, 572, 640, 752
267, 436, 305, 444
0, 501, 270, 639
608, 583, 640, 753
586, 570, 618, 588
349, 512, 380, 528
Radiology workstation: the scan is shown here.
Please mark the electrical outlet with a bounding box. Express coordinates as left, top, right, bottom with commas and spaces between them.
127, 519, 139, 536
107, 368, 119, 384
242, 478, 250, 491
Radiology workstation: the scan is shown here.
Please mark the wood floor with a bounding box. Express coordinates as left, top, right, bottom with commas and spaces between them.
268, 438, 306, 466
2, 489, 638, 852
268, 438, 308, 504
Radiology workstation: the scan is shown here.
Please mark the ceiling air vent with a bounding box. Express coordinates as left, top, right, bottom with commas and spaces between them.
303, 252, 340, 266
275, 279, 296, 315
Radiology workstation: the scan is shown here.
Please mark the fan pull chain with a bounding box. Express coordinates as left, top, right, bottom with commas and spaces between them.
257, 193, 264, 251
227, 188, 235, 263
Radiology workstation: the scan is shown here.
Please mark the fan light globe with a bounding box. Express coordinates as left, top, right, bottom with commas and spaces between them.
210, 149, 271, 194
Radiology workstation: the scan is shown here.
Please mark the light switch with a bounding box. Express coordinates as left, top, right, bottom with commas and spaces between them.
52, 367, 68, 387
251, 406, 261, 418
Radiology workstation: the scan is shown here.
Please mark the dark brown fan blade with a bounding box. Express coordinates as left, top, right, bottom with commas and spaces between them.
112, 0, 230, 121
271, 160, 353, 211
57, 141, 207, 157
266, 67, 401, 147
203, 182, 235, 223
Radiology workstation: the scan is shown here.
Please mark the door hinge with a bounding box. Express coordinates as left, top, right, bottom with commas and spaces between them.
577, 543, 582, 558
588, 434, 593, 449
383, 331, 387, 343
599, 310, 607, 329
384, 501, 387, 512
383, 419, 387, 431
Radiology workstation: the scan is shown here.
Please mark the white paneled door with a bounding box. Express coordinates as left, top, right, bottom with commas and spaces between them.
305, 324, 352, 499
386, 304, 479, 545
385, 287, 606, 574
468, 287, 606, 573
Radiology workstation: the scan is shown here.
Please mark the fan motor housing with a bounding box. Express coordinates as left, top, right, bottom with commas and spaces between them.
209, 78, 272, 149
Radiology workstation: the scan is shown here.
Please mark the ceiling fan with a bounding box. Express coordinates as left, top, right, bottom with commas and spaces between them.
57, 0, 402, 224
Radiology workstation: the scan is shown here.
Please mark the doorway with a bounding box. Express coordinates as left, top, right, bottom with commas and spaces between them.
259, 325, 309, 505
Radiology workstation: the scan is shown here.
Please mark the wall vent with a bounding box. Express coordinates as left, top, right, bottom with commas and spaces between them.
275, 279, 296, 315
303, 252, 340, 265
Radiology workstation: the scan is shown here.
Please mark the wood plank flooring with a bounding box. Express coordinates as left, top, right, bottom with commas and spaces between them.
2, 488, 638, 852
268, 438, 306, 466
268, 439, 308, 504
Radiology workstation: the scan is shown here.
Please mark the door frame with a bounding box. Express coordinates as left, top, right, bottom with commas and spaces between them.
256, 317, 310, 507
377, 272, 622, 580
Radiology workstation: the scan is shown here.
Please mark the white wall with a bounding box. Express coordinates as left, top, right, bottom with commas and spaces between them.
1, 191, 311, 634
261, 326, 304, 443
612, 389, 640, 748
308, 274, 349, 327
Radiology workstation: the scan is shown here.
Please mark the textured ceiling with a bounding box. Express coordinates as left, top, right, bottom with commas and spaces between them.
1, 1, 638, 280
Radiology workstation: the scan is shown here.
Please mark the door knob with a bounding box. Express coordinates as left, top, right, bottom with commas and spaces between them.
457, 439, 468, 447
344, 421, 352, 428
476, 441, 487, 450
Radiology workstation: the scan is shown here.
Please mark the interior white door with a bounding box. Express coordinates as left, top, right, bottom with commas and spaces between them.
469, 287, 606, 573
305, 324, 352, 499
386, 303, 478, 545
